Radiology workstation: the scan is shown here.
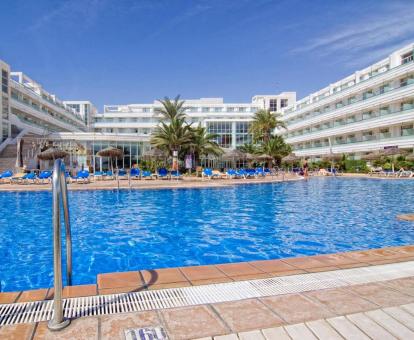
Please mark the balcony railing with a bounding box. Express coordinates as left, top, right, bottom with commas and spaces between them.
294, 131, 414, 151
287, 80, 414, 127
11, 95, 85, 131
283, 58, 414, 116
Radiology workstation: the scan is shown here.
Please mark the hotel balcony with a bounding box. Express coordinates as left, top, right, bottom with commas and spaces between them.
10, 96, 86, 132
285, 80, 414, 131
293, 131, 414, 157
283, 58, 414, 118
285, 105, 414, 144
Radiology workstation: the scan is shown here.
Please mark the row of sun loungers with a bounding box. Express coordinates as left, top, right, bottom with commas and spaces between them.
369, 169, 414, 178
202, 168, 271, 179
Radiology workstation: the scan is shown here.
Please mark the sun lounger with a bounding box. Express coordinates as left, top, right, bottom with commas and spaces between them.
117, 169, 128, 180
212, 169, 225, 178
93, 171, 105, 181
130, 168, 141, 179
226, 169, 238, 179
71, 170, 90, 183
170, 170, 182, 179
202, 168, 218, 179
38, 170, 52, 183
0, 170, 13, 183
255, 168, 265, 177
157, 168, 169, 179
21, 172, 37, 184
142, 170, 153, 179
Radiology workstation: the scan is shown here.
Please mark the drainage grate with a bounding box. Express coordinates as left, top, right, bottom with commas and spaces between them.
1, 260, 414, 326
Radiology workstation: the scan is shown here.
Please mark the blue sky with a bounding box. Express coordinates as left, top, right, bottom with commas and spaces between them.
0, 0, 413, 110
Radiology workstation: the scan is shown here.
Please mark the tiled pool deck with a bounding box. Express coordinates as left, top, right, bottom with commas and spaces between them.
0, 174, 299, 192
1, 245, 414, 339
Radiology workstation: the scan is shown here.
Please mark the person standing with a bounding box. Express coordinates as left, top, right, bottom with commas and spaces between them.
303, 159, 309, 178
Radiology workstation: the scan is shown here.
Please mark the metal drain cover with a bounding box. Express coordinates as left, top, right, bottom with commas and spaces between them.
124, 326, 168, 340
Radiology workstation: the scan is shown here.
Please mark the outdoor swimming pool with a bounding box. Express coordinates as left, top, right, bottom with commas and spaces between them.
1, 177, 414, 292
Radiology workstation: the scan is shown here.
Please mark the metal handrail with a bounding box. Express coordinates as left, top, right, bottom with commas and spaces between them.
48, 159, 72, 331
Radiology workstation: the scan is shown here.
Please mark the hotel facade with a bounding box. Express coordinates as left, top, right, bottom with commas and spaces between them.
1, 42, 413, 171
281, 43, 414, 159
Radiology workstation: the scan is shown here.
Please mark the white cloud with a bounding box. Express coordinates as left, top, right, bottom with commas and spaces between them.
291, 2, 414, 66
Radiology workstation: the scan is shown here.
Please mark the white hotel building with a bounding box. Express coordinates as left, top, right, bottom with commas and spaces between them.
281, 43, 414, 159
1, 42, 414, 171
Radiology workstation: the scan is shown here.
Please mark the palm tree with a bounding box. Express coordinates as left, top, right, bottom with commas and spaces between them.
260, 135, 292, 166
150, 118, 193, 157
238, 143, 259, 155
249, 109, 286, 143
154, 95, 187, 121
188, 125, 223, 166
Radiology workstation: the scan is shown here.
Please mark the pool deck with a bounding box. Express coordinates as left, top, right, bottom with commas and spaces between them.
0, 173, 300, 192
2, 245, 414, 339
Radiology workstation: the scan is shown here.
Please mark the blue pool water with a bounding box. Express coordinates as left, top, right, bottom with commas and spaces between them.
1, 177, 414, 292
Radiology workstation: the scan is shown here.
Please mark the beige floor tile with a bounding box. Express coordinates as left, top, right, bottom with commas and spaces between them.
33, 317, 99, 340
213, 299, 283, 332
261, 293, 335, 323
0, 323, 35, 340
304, 287, 378, 314
161, 305, 228, 339
347, 283, 414, 307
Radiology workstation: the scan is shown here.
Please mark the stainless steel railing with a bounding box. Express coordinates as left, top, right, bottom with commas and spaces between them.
48, 159, 72, 331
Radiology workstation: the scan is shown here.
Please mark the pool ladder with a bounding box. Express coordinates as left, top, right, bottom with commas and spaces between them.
48, 159, 73, 331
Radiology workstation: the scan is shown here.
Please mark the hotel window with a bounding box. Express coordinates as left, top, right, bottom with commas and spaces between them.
400, 75, 414, 87
401, 124, 414, 136
280, 99, 288, 108
269, 99, 277, 111
335, 101, 344, 109
214, 107, 222, 112
401, 100, 414, 111
2, 69, 8, 94
238, 107, 245, 112
235, 122, 251, 146
362, 131, 374, 141
227, 107, 234, 112
380, 106, 390, 115
363, 90, 374, 100
347, 96, 357, 104
379, 128, 391, 139
402, 51, 414, 64
2, 96, 9, 120
362, 111, 374, 120
379, 83, 392, 93
202, 107, 209, 113
207, 121, 232, 148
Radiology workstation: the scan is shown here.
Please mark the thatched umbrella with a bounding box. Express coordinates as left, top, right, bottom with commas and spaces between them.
97, 146, 123, 173
282, 154, 299, 163
37, 147, 69, 161
222, 148, 245, 160
322, 153, 342, 161
222, 148, 245, 168
381, 148, 409, 157
255, 154, 273, 169
361, 153, 381, 161
406, 154, 414, 162
381, 148, 409, 172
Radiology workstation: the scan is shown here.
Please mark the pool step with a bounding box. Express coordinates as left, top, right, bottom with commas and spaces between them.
1, 260, 414, 326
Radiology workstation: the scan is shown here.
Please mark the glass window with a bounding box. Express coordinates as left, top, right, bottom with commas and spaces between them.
202, 107, 209, 112
269, 99, 277, 111
207, 121, 232, 148
280, 99, 288, 108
